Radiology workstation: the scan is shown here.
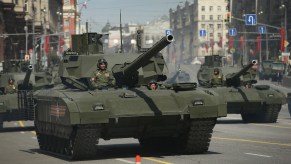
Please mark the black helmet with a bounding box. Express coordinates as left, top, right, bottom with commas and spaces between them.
97, 58, 108, 68
148, 80, 157, 85
8, 78, 15, 83
214, 68, 219, 72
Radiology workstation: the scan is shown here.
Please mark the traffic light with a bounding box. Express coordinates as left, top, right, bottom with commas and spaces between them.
225, 12, 231, 23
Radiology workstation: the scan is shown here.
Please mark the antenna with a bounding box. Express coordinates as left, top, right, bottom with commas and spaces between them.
120, 9, 123, 53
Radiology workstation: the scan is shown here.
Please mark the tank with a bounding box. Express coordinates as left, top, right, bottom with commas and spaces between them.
258, 60, 274, 80
33, 33, 227, 160
197, 55, 242, 87
201, 60, 286, 123
0, 65, 35, 130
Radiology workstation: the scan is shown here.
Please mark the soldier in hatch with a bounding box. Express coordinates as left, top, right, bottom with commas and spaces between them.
148, 80, 158, 90
91, 58, 116, 89
211, 68, 223, 87
4, 78, 17, 94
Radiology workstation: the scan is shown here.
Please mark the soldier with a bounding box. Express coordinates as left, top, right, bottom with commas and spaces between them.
91, 58, 116, 89
148, 80, 158, 90
211, 68, 223, 86
4, 78, 17, 94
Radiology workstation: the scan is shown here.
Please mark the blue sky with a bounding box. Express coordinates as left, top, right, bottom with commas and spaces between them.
78, 0, 187, 32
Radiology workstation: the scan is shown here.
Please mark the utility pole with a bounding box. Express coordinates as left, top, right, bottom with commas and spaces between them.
120, 9, 123, 53
31, 0, 36, 71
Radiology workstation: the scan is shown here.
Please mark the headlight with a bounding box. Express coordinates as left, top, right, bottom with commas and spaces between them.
92, 103, 104, 111
192, 100, 204, 106
268, 94, 274, 97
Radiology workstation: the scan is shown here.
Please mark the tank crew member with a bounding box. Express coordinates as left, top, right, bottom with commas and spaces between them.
4, 78, 17, 94
211, 68, 223, 86
148, 80, 158, 90
91, 58, 116, 89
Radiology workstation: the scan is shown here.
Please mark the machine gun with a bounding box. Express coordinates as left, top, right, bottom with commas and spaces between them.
18, 65, 33, 90
225, 60, 257, 87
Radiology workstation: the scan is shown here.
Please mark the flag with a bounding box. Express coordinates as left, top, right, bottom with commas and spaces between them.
205, 43, 209, 53
280, 27, 285, 51
210, 38, 214, 50
229, 36, 233, 49
256, 36, 261, 52
219, 36, 222, 47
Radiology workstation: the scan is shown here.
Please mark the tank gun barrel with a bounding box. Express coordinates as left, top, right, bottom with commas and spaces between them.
18, 65, 33, 90
228, 60, 257, 80
225, 60, 257, 87
122, 35, 174, 76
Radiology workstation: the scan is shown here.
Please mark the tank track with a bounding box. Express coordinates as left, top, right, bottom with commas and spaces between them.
183, 118, 216, 154
241, 104, 281, 123
36, 125, 101, 160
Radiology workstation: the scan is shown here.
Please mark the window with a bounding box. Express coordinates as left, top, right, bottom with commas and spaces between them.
24, 1, 29, 12
218, 33, 222, 37
209, 24, 214, 28
201, 24, 206, 28
201, 6, 205, 11
218, 15, 222, 20
218, 6, 221, 11
64, 32, 70, 38
210, 33, 214, 37
210, 15, 213, 20
217, 24, 222, 29
209, 6, 213, 11
64, 20, 69, 27
201, 15, 205, 20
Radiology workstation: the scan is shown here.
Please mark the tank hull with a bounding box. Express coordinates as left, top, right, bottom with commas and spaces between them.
34, 88, 226, 160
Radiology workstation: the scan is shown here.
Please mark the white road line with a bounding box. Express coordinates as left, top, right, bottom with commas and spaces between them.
32, 137, 37, 140
245, 153, 272, 158
115, 158, 135, 164
20, 132, 25, 134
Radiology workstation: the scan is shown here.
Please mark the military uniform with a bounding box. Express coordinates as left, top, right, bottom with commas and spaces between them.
211, 74, 223, 86
91, 69, 116, 89
5, 84, 17, 94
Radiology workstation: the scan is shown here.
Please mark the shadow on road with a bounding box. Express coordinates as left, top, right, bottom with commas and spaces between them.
28, 143, 221, 161
217, 119, 245, 124
0, 126, 34, 133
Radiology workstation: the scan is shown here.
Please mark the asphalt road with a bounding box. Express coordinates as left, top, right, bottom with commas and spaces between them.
0, 69, 291, 164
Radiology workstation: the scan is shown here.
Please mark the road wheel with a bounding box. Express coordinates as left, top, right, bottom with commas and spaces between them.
260, 104, 281, 123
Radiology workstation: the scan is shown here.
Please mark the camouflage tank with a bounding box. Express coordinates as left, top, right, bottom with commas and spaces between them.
0, 65, 35, 130
33, 32, 227, 160
202, 61, 286, 123
197, 55, 242, 87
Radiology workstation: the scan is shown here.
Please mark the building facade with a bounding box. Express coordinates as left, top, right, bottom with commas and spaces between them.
169, 0, 228, 64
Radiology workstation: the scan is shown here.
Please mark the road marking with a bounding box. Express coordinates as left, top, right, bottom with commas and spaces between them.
31, 131, 36, 135
143, 157, 173, 164
115, 158, 134, 163
245, 153, 272, 158
18, 121, 25, 127
32, 137, 37, 140
251, 124, 291, 129
213, 137, 291, 147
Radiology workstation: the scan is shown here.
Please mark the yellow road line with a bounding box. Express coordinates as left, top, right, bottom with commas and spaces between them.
143, 157, 173, 164
213, 137, 291, 147
18, 121, 25, 127
31, 131, 36, 135
251, 123, 291, 129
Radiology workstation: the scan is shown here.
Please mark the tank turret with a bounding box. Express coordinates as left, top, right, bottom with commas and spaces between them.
225, 60, 257, 87
59, 33, 173, 90
112, 35, 173, 87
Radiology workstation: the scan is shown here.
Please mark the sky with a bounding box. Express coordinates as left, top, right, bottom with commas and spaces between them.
78, 0, 187, 32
